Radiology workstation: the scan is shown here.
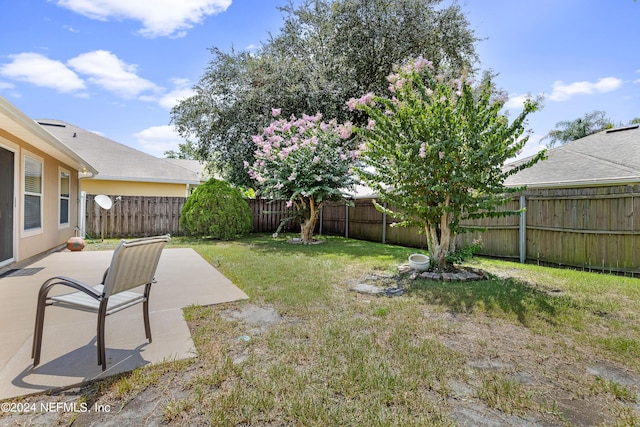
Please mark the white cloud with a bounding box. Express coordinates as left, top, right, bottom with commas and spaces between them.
67, 50, 160, 98
56, 0, 232, 38
0, 52, 85, 93
0, 81, 15, 90
505, 94, 529, 109
158, 78, 195, 109
548, 77, 622, 102
133, 125, 184, 157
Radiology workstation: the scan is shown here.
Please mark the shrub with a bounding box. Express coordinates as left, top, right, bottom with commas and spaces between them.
180, 179, 253, 239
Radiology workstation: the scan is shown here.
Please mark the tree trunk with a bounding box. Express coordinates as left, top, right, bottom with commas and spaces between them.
425, 196, 453, 271
300, 197, 320, 243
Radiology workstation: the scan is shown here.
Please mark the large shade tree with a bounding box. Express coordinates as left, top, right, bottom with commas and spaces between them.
352, 58, 546, 270
171, 0, 477, 186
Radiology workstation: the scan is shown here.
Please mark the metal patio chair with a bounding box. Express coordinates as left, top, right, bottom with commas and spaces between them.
31, 235, 170, 371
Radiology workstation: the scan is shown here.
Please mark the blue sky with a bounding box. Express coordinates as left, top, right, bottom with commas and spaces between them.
1, 0, 638, 160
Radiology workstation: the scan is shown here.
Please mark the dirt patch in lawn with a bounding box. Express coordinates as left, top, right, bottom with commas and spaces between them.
2, 272, 639, 426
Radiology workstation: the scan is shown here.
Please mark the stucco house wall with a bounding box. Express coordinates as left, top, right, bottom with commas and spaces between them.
0, 96, 96, 268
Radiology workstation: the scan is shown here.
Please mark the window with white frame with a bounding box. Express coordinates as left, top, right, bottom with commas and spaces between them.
59, 169, 70, 226
24, 155, 43, 230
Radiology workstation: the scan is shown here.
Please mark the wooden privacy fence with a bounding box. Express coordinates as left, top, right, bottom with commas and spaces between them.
248, 199, 300, 233
86, 188, 640, 274
318, 185, 640, 274
85, 195, 185, 238
456, 185, 640, 275
84, 195, 300, 238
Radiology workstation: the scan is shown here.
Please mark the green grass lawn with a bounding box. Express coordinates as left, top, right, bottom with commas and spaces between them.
14, 234, 640, 425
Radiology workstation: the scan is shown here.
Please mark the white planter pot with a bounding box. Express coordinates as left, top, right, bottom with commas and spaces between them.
408, 253, 430, 271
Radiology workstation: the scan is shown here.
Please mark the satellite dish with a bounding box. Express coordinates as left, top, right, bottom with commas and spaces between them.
95, 194, 113, 210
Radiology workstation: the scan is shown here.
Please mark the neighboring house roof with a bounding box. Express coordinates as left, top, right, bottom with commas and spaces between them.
163, 158, 211, 182
37, 119, 200, 185
0, 96, 97, 175
505, 125, 640, 188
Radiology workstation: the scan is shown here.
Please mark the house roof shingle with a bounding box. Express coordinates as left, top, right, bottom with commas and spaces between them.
505, 125, 640, 188
0, 97, 97, 175
37, 119, 200, 185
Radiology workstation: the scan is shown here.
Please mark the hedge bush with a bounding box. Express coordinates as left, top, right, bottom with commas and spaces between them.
180, 179, 253, 239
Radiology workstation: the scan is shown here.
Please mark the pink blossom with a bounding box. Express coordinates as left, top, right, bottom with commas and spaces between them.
338, 124, 353, 139
286, 200, 293, 208
358, 92, 375, 106
366, 118, 376, 130
346, 97, 358, 111
315, 175, 322, 181
413, 56, 433, 73
271, 108, 282, 117
288, 172, 297, 181
243, 160, 250, 169
439, 151, 444, 160
268, 135, 283, 145
313, 156, 320, 163
394, 78, 406, 91
340, 153, 347, 160
264, 122, 277, 135
274, 182, 284, 189
419, 142, 427, 159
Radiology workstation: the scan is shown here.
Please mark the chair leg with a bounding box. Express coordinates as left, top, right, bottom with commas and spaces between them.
143, 283, 152, 343
32, 283, 54, 367
31, 298, 47, 366
97, 301, 108, 371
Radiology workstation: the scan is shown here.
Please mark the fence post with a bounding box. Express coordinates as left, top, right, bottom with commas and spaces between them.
79, 191, 86, 238
319, 206, 323, 235
382, 202, 387, 244
345, 202, 349, 238
519, 195, 526, 263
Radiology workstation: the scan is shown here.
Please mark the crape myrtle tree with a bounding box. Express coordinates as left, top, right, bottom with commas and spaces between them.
351, 57, 546, 270
171, 0, 477, 187
247, 109, 358, 243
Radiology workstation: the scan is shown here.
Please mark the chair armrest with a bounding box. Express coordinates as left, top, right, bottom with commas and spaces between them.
39, 276, 103, 301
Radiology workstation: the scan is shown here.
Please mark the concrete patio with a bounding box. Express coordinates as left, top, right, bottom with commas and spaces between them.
0, 247, 248, 400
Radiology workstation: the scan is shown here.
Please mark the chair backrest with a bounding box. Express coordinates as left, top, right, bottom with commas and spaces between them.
102, 235, 170, 297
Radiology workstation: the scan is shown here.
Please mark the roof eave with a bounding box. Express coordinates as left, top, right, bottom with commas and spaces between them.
0, 96, 98, 175
92, 175, 201, 185
506, 176, 640, 189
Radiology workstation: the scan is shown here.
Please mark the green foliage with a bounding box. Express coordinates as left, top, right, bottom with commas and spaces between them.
446, 239, 483, 265
544, 110, 614, 148
164, 140, 199, 160
352, 57, 545, 269
180, 179, 253, 239
170, 0, 478, 186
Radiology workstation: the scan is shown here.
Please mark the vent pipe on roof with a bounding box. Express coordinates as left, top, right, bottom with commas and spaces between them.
73, 132, 76, 137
